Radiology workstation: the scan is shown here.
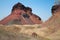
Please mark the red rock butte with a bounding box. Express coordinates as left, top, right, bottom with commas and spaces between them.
0, 2, 42, 25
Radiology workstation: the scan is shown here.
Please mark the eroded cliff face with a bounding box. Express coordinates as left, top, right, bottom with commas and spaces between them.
0, 2, 42, 25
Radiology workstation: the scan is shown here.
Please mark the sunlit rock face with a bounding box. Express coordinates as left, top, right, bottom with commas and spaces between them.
51, 5, 60, 15
0, 2, 42, 25
51, 0, 60, 15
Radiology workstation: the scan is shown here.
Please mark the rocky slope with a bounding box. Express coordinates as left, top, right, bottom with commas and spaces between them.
0, 5, 60, 40
0, 11, 60, 40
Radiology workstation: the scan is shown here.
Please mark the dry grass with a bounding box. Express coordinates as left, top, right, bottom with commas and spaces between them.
0, 26, 50, 40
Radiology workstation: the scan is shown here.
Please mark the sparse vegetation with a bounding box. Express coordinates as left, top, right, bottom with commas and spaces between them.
0, 28, 49, 40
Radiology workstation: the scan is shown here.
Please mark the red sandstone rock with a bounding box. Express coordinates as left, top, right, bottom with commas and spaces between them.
0, 2, 42, 25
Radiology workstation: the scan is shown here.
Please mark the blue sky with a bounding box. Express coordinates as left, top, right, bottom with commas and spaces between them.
0, 0, 54, 21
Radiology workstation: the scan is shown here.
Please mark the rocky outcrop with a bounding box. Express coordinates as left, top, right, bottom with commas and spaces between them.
0, 2, 42, 25
51, 5, 60, 15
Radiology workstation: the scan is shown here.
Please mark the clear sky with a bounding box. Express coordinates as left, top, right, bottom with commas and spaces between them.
0, 0, 54, 21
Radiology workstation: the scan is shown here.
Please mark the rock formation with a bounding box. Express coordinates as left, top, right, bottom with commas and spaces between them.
51, 5, 60, 15
41, 4, 60, 27
0, 2, 42, 25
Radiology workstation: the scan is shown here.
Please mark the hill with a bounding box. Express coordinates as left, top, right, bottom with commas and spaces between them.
0, 13, 60, 40
0, 3, 60, 40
